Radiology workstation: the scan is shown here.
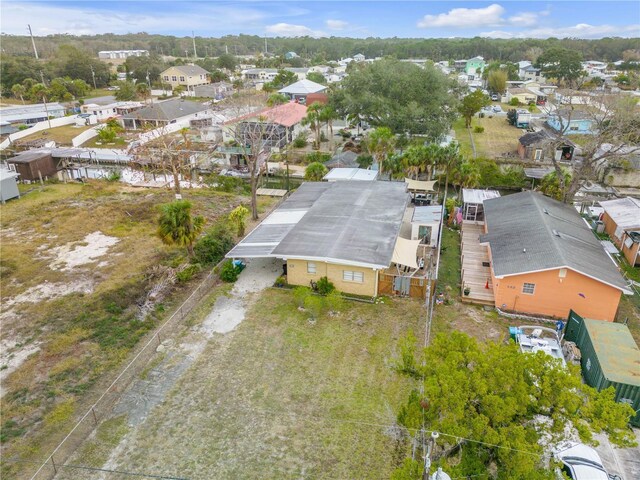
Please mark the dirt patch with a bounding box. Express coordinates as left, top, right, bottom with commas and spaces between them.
0, 338, 41, 396
2, 279, 94, 308
48, 231, 119, 271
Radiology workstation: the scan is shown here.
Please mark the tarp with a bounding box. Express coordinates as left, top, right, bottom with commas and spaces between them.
405, 178, 437, 192
391, 237, 421, 269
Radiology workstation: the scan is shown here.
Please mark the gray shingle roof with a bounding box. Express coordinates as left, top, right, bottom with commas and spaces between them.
121, 98, 208, 121
480, 191, 629, 292
167, 64, 209, 76
325, 150, 359, 168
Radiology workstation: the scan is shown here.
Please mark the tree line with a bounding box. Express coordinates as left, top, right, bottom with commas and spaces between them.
2, 33, 638, 63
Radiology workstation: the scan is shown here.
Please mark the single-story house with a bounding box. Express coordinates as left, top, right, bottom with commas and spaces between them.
505, 88, 537, 105
226, 181, 409, 296
6, 149, 57, 181
278, 79, 327, 105
547, 109, 596, 135
223, 102, 307, 151
517, 130, 575, 163
193, 82, 234, 100
0, 103, 66, 125
161, 64, 209, 89
0, 165, 20, 203
462, 189, 500, 222
120, 98, 212, 130
353, 53, 366, 62
480, 191, 631, 321
599, 197, 640, 266
323, 168, 377, 182
325, 150, 359, 169
411, 205, 442, 245
81, 101, 144, 121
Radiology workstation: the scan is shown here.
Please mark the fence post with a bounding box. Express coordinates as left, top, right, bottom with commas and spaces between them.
91, 407, 98, 425
50, 456, 57, 474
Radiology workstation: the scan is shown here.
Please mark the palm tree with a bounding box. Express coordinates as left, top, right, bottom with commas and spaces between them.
304, 161, 328, 181
136, 82, 150, 101
266, 93, 289, 107
318, 105, 338, 149
30, 83, 52, 129
366, 127, 395, 175
301, 102, 324, 149
11, 84, 26, 105
157, 200, 205, 257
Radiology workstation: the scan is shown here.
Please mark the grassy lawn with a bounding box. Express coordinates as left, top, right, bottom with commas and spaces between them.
97, 288, 426, 479
81, 136, 128, 148
0, 182, 253, 478
437, 226, 461, 294
82, 88, 115, 99
17, 124, 93, 146
452, 116, 522, 159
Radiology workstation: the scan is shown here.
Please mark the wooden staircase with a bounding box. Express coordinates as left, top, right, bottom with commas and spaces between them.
461, 222, 495, 306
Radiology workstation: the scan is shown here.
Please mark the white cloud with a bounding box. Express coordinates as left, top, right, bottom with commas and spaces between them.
508, 13, 539, 27
326, 19, 349, 30
418, 4, 505, 28
481, 23, 640, 39
0, 2, 281, 36
265, 23, 325, 38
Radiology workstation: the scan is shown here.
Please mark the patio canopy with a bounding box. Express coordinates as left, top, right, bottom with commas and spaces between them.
405, 178, 437, 193
391, 237, 421, 269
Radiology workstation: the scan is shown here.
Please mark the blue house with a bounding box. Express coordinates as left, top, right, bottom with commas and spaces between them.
547, 109, 596, 135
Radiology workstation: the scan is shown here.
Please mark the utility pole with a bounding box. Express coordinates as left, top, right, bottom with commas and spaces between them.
422, 431, 439, 480
90, 65, 97, 90
39, 70, 47, 87
28, 24, 39, 59
192, 31, 197, 59
225, 45, 229, 55
264, 37, 268, 55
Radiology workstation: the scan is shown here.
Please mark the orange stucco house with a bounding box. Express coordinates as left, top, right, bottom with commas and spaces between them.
599, 197, 640, 267
479, 191, 631, 321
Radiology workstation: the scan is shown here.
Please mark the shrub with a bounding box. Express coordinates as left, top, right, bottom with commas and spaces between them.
220, 260, 242, 282
320, 131, 328, 142
473, 126, 485, 133
305, 151, 331, 164
356, 154, 373, 169
176, 264, 200, 283
316, 276, 335, 295
274, 275, 287, 287
193, 223, 235, 265
228, 205, 249, 236
293, 286, 309, 307
106, 170, 121, 182
509, 98, 520, 106
338, 128, 351, 138
304, 294, 325, 320
326, 290, 345, 313
209, 174, 249, 194
292, 132, 308, 148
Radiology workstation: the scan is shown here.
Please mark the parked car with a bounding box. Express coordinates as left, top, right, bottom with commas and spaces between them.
491, 94, 499, 101
553, 442, 621, 480
492, 106, 502, 113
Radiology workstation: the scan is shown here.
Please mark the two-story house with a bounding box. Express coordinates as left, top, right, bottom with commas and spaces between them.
161, 65, 210, 90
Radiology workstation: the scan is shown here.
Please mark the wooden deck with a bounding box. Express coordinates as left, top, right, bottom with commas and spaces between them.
461, 222, 495, 306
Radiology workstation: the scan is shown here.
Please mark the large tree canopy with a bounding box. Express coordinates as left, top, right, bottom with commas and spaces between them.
395, 332, 636, 480
536, 47, 584, 87
330, 58, 458, 139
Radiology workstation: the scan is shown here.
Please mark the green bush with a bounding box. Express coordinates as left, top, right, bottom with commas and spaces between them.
220, 260, 242, 282
304, 294, 325, 320
509, 98, 520, 106
274, 275, 287, 287
305, 151, 331, 164
292, 132, 308, 148
326, 290, 345, 313
356, 154, 373, 169
106, 170, 121, 182
473, 126, 485, 133
209, 174, 249, 194
320, 131, 328, 142
193, 223, 235, 265
293, 286, 309, 307
316, 276, 335, 295
176, 264, 200, 283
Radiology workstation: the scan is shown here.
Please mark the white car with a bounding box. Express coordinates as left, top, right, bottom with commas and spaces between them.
554, 442, 621, 480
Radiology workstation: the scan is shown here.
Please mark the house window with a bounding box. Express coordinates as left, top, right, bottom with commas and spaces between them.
179, 76, 185, 82
307, 262, 316, 274
569, 126, 579, 131
171, 76, 177, 82
534, 149, 542, 161
343, 270, 364, 283
522, 283, 536, 295
163, 75, 169, 81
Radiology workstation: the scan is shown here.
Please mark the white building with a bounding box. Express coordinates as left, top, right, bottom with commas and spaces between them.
98, 50, 149, 60
0, 103, 66, 125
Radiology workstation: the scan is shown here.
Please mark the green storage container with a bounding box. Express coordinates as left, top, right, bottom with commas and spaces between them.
565, 310, 640, 427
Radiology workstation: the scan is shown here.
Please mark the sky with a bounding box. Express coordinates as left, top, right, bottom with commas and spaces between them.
1, 1, 639, 39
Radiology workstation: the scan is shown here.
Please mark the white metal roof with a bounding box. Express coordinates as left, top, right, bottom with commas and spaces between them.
412, 205, 443, 224
323, 168, 378, 181
278, 79, 327, 95
462, 188, 501, 204
600, 197, 640, 230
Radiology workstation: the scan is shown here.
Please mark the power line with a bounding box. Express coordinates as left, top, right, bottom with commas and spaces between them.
6, 458, 188, 479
